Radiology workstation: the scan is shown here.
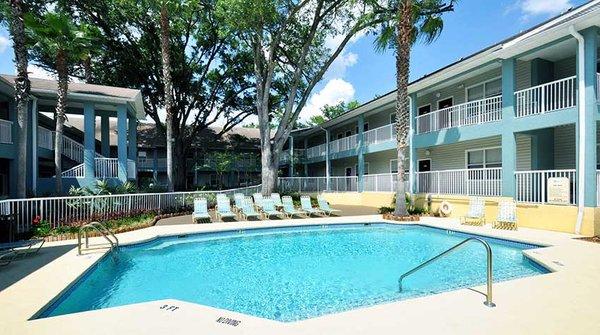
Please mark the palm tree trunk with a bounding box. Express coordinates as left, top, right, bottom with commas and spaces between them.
394, 0, 413, 216
159, 5, 174, 192
54, 50, 69, 194
83, 55, 93, 83
9, 0, 30, 198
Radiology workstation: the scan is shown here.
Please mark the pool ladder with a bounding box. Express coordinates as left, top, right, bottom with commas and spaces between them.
398, 237, 496, 307
77, 221, 120, 255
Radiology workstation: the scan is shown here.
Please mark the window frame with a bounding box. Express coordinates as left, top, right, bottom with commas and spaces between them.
464, 146, 502, 169
417, 104, 432, 116
417, 158, 431, 172
436, 96, 454, 111
464, 76, 502, 102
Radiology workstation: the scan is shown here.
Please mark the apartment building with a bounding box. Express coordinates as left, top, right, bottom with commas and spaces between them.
279, 1, 600, 235
0, 75, 143, 198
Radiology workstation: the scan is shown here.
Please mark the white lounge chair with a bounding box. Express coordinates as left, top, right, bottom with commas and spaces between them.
493, 200, 517, 230
261, 199, 285, 219
317, 195, 341, 216
239, 197, 262, 221
192, 198, 212, 223
233, 193, 245, 213
282, 196, 306, 218
300, 196, 324, 216
271, 193, 284, 208
253, 193, 264, 210
460, 197, 486, 226
215, 194, 237, 222
0, 238, 45, 266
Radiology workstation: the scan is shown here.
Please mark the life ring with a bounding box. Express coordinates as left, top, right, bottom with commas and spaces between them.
439, 201, 453, 217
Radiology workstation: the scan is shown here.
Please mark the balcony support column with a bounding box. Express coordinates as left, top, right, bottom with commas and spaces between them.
357, 115, 365, 192
128, 114, 138, 180
501, 58, 517, 197
578, 27, 598, 207
325, 129, 330, 191
409, 93, 418, 193
303, 138, 308, 177
289, 136, 294, 177
117, 105, 128, 182
100, 115, 110, 157
153, 149, 158, 182
83, 103, 96, 180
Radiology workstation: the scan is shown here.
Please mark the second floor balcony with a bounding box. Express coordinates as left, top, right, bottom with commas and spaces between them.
0, 119, 12, 144
416, 96, 503, 134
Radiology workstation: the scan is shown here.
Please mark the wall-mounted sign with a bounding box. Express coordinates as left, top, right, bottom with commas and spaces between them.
547, 177, 570, 205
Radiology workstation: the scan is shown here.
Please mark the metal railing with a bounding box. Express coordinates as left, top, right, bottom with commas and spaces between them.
364, 123, 395, 146
329, 134, 357, 154
515, 169, 577, 205
363, 173, 407, 192
77, 221, 119, 255
279, 177, 328, 193
416, 168, 502, 197
305, 143, 327, 159
597, 73, 600, 101
62, 164, 85, 178
0, 119, 12, 144
0, 184, 261, 233
38, 126, 104, 163
329, 176, 358, 192
398, 237, 495, 307
280, 149, 306, 164
96, 158, 119, 178
515, 76, 576, 117
416, 96, 502, 134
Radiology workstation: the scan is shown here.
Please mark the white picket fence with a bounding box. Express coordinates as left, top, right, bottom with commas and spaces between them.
515, 169, 577, 205
278, 176, 358, 193
515, 76, 577, 117
364, 123, 395, 146
0, 119, 12, 144
0, 184, 261, 233
416, 96, 502, 134
363, 173, 408, 192
416, 168, 502, 197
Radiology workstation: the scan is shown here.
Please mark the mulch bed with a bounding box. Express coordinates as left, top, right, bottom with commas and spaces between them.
382, 213, 421, 222
577, 236, 600, 244
41, 211, 191, 242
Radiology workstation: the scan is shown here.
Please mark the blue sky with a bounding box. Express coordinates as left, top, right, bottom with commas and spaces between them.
0, 0, 588, 122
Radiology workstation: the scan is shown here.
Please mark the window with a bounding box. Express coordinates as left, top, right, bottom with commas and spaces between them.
418, 159, 431, 172
355, 123, 369, 133
418, 105, 431, 116
466, 147, 502, 169
337, 133, 343, 140
345, 130, 352, 137
390, 159, 398, 173
466, 78, 502, 102
138, 151, 147, 158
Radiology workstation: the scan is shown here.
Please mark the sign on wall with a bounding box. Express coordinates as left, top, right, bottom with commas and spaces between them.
547, 177, 570, 205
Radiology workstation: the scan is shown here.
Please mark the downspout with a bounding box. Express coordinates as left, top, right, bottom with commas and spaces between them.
569, 26, 585, 234
318, 126, 330, 191
408, 96, 414, 194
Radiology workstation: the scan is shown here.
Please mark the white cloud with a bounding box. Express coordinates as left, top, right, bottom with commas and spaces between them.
0, 36, 9, 54
520, 0, 572, 17
325, 51, 358, 80
300, 78, 355, 122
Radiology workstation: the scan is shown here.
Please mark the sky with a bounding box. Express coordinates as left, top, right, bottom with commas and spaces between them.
0, 0, 588, 123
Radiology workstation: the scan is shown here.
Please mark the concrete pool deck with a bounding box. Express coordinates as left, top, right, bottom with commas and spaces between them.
1, 215, 600, 334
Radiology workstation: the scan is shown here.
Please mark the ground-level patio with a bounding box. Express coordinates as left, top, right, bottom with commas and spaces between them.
1, 216, 600, 335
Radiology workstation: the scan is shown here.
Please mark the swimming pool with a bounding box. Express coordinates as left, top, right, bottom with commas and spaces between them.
39, 224, 548, 321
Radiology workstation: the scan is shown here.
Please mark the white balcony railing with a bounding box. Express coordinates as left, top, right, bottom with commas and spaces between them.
127, 159, 136, 179
515, 76, 576, 117
416, 96, 502, 134
0, 119, 12, 144
364, 123, 395, 146
329, 134, 357, 154
416, 168, 502, 197
515, 169, 577, 205
38, 127, 103, 163
137, 157, 155, 170
363, 173, 409, 192
61, 164, 85, 178
278, 176, 357, 193
305, 143, 327, 159
95, 158, 119, 178
38, 126, 54, 150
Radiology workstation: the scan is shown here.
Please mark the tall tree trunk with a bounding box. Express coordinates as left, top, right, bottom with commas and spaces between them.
83, 55, 93, 83
54, 50, 69, 194
172, 140, 187, 190
260, 147, 277, 195
159, 5, 174, 192
9, 0, 30, 198
394, 0, 413, 216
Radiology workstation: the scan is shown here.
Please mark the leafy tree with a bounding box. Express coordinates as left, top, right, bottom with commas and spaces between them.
1, 0, 30, 198
373, 0, 456, 216
217, 0, 379, 194
39, 0, 256, 191
25, 10, 99, 194
308, 99, 360, 125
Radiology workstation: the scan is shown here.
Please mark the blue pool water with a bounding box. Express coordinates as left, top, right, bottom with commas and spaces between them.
40, 224, 548, 321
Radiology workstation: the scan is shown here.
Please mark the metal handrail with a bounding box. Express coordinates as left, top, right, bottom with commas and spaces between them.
398, 237, 496, 307
77, 221, 119, 255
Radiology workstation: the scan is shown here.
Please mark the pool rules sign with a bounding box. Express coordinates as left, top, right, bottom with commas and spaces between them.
547, 177, 570, 205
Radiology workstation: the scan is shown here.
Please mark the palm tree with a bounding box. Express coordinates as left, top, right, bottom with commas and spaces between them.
374, 0, 456, 216
3, 0, 30, 198
25, 11, 97, 194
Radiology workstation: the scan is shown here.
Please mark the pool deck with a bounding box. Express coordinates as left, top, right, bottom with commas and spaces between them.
2, 215, 600, 334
